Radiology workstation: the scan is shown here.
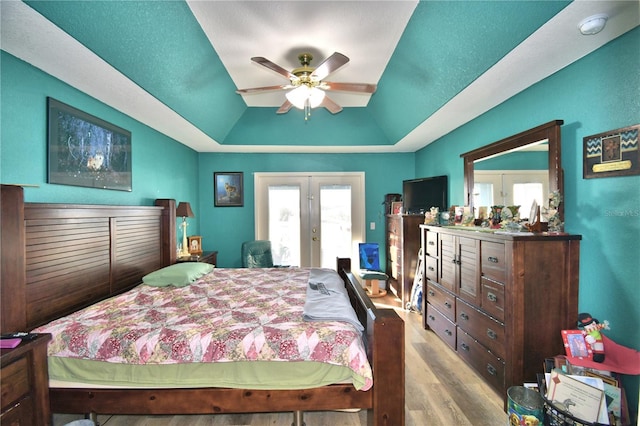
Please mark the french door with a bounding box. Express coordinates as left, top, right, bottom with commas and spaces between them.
254, 172, 365, 268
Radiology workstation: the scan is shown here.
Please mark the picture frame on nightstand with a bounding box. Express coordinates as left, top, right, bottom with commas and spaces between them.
188, 236, 202, 255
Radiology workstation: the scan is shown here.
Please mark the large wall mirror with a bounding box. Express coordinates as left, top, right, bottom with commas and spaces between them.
461, 120, 564, 222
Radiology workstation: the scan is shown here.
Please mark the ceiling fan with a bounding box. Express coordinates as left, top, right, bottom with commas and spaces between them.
236, 52, 377, 120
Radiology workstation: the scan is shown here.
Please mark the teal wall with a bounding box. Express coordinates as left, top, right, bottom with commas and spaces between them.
1, 52, 200, 234
198, 153, 415, 267
416, 28, 640, 416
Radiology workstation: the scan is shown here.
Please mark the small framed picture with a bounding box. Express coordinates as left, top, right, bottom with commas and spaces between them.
188, 236, 202, 255
561, 329, 590, 358
214, 172, 243, 207
391, 201, 403, 215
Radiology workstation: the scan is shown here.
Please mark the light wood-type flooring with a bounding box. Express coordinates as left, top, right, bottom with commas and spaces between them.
53, 293, 507, 425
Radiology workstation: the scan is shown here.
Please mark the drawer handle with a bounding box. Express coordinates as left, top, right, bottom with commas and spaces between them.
428, 315, 436, 321
428, 266, 435, 272
487, 292, 498, 302
487, 329, 498, 340
488, 256, 499, 263
460, 343, 470, 352
444, 302, 452, 309
428, 241, 435, 246
444, 329, 452, 336
486, 364, 497, 376
459, 312, 469, 321
428, 290, 435, 297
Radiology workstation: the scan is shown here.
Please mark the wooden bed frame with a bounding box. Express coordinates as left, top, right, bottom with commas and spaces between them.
0, 185, 405, 426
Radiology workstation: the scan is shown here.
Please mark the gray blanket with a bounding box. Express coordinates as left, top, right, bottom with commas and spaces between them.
303, 268, 364, 333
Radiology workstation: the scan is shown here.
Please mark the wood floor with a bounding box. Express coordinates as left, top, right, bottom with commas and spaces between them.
53, 294, 507, 426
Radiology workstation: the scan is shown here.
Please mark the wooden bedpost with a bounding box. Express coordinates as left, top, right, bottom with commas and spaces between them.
155, 199, 176, 266
1, 185, 27, 333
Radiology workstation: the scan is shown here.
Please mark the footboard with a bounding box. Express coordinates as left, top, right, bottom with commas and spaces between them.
337, 257, 405, 425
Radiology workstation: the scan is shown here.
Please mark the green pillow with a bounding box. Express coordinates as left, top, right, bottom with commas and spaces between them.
143, 263, 214, 287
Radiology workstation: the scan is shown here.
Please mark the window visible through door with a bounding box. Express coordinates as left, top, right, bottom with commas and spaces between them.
254, 173, 365, 268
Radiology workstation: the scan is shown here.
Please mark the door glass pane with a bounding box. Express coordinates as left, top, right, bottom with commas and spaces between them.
319, 185, 351, 268
268, 185, 300, 266
512, 183, 543, 219
473, 182, 494, 215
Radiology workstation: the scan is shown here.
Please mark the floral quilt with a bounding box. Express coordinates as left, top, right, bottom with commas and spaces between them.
34, 267, 372, 390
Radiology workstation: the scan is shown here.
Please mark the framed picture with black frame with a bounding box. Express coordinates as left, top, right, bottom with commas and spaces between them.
214, 172, 243, 207
47, 97, 132, 191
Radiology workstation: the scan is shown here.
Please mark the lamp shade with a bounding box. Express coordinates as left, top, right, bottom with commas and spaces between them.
176, 202, 194, 218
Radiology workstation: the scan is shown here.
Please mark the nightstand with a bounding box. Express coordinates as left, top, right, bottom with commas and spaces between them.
176, 250, 217, 266
1, 333, 52, 425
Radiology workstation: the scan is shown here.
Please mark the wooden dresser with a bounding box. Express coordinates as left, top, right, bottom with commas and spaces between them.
1, 334, 52, 425
420, 225, 580, 400
386, 214, 423, 308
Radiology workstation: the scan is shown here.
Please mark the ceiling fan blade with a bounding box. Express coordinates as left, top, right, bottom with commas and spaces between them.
276, 100, 293, 114
320, 96, 342, 114
322, 82, 377, 94
311, 52, 349, 80
236, 84, 292, 94
251, 57, 295, 80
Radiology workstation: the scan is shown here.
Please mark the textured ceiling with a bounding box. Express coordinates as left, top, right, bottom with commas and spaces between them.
1, 1, 638, 153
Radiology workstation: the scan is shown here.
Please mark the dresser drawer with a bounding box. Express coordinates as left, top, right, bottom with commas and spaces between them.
425, 255, 438, 282
0, 394, 35, 425
457, 299, 505, 359
426, 281, 455, 322
425, 231, 438, 257
1, 356, 30, 412
457, 329, 505, 393
481, 277, 505, 322
426, 304, 456, 350
481, 241, 506, 283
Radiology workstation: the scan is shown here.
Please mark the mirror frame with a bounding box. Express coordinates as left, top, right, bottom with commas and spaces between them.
461, 119, 564, 223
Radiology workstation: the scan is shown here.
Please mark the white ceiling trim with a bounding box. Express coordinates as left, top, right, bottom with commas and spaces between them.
395, 0, 640, 152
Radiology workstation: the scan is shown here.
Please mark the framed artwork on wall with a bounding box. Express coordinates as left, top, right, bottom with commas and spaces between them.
214, 172, 243, 207
583, 124, 639, 179
47, 97, 132, 191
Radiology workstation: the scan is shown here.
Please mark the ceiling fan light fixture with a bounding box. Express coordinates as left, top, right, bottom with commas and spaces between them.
285, 86, 325, 110
308, 87, 326, 108
578, 14, 608, 35
285, 86, 308, 109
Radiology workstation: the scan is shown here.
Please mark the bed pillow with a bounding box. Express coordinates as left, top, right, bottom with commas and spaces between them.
142, 263, 214, 287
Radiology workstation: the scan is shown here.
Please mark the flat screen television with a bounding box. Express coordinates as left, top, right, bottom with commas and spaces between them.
402, 175, 448, 214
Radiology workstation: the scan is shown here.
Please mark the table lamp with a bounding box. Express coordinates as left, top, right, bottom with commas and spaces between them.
176, 202, 194, 258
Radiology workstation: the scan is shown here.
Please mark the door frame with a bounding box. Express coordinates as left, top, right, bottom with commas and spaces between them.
254, 172, 366, 267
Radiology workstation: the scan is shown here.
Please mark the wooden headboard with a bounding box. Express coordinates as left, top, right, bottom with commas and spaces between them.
0, 185, 176, 333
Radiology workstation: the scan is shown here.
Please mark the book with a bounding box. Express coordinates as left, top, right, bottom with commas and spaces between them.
546, 369, 605, 424
0, 338, 21, 349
